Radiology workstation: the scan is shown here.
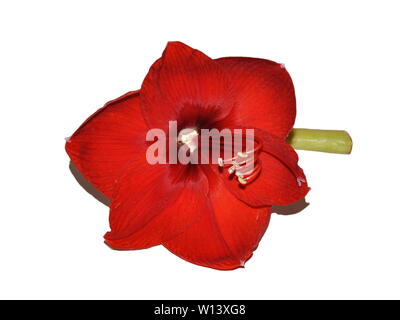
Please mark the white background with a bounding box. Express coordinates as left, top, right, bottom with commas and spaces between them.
1, 0, 399, 299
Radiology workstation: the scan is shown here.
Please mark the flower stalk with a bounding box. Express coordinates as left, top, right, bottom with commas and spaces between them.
287, 129, 353, 154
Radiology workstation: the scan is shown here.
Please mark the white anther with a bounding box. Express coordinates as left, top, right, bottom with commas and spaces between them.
228, 165, 236, 175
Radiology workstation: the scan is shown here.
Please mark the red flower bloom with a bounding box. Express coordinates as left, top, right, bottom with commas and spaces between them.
66, 42, 309, 270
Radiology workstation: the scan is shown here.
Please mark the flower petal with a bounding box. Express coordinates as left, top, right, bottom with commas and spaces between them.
105, 159, 209, 249
215, 57, 296, 138
163, 166, 271, 270
140, 42, 235, 131
65, 91, 147, 198
217, 128, 309, 207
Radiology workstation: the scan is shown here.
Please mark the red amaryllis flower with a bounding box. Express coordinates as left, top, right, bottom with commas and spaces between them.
66, 41, 310, 270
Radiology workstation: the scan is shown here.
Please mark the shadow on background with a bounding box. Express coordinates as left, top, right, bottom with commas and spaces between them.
271, 198, 309, 215
69, 161, 110, 206
69, 161, 309, 215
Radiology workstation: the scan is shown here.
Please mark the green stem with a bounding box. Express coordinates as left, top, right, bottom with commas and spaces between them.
287, 129, 353, 154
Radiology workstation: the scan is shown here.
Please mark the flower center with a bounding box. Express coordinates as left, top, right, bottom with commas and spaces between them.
178, 128, 199, 153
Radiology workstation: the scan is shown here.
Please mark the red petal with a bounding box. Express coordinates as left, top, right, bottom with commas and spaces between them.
217, 128, 309, 207
163, 167, 271, 270
215, 57, 296, 138
105, 159, 209, 249
65, 91, 147, 198
140, 42, 235, 131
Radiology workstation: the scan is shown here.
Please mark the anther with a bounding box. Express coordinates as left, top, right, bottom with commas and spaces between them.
228, 165, 236, 175
237, 176, 247, 185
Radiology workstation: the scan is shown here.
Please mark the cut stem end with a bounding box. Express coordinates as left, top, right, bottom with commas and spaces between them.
287, 129, 353, 154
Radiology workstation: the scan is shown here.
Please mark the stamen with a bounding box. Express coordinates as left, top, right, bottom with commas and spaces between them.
218, 137, 263, 186
217, 134, 305, 188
